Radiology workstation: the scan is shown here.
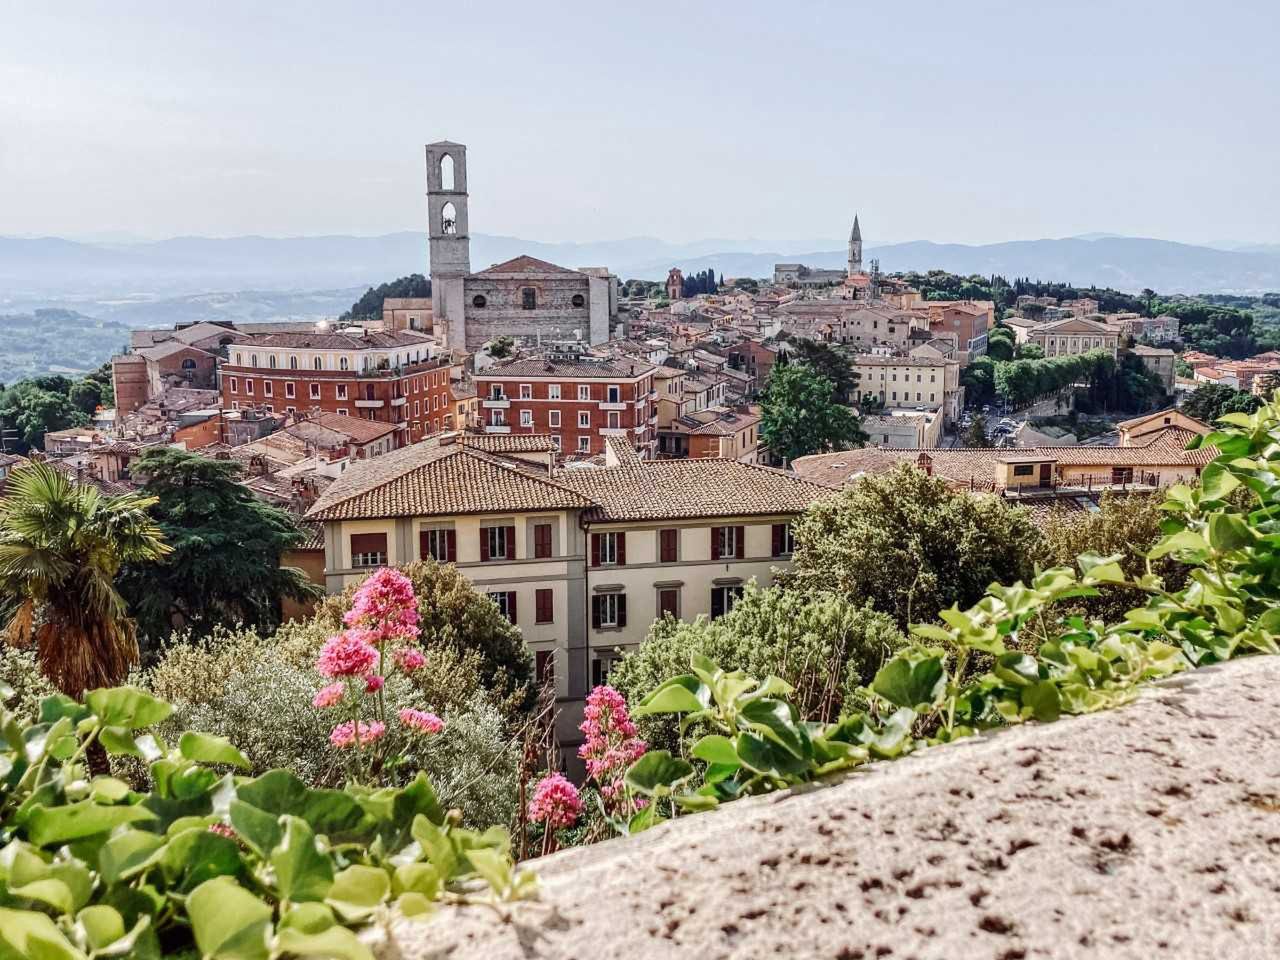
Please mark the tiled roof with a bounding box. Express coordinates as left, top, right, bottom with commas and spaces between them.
298, 412, 398, 445
472, 255, 579, 276
457, 434, 558, 454
239, 330, 434, 350
478, 358, 655, 380
136, 341, 216, 361
305, 440, 594, 521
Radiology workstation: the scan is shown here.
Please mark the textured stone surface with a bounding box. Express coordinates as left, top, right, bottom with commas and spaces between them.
371, 657, 1280, 959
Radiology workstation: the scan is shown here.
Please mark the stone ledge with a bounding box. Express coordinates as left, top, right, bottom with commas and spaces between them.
371, 656, 1280, 959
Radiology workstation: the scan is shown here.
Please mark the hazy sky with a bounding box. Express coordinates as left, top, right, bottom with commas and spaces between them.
2, 0, 1277, 247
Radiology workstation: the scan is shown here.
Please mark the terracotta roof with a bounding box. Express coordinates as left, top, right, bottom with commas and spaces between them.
478, 358, 655, 380
457, 434, 558, 454
295, 412, 398, 445
136, 341, 216, 361
238, 330, 434, 350
305, 440, 593, 521
472, 255, 579, 276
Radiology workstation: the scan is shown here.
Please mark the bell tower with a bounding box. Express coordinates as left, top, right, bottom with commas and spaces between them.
848, 214, 863, 276
425, 141, 471, 334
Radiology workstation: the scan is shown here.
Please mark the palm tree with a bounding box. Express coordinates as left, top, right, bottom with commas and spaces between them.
0, 463, 170, 700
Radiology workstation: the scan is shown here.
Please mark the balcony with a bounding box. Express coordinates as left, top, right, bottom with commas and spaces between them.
390, 396, 407, 407
599, 401, 627, 411
482, 397, 510, 409
600, 427, 629, 437
354, 399, 384, 409
484, 424, 512, 434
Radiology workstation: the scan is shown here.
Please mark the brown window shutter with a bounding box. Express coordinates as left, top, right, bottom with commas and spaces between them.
350, 533, 387, 555
591, 595, 601, 629
660, 528, 676, 563
535, 523, 552, 559
616, 531, 626, 566
418, 530, 431, 560
479, 528, 490, 562
735, 526, 745, 559
617, 593, 627, 628
591, 533, 601, 567
710, 527, 721, 561
535, 588, 552, 624
771, 524, 783, 557
505, 525, 516, 559
446, 529, 457, 562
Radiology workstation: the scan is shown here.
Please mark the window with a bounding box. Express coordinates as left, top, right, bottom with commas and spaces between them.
489, 591, 517, 624
309, 383, 320, 399
336, 384, 348, 400
572, 293, 586, 308
578, 411, 590, 428
521, 288, 537, 310
520, 410, 533, 427
235, 352, 243, 365
591, 531, 625, 567
245, 380, 254, 396
489, 384, 504, 400
551, 435, 561, 450
591, 593, 626, 629
314, 357, 323, 370
350, 533, 387, 568
520, 384, 532, 399
535, 588, 553, 624
337, 408, 348, 416
491, 410, 505, 426
289, 355, 298, 369
414, 401, 420, 416
472, 294, 487, 308
535, 650, 555, 685
659, 528, 679, 563
591, 656, 616, 688
607, 385, 621, 403
577, 436, 590, 453
229, 377, 238, 393
268, 355, 277, 369
548, 410, 561, 428
340, 357, 349, 371
533, 522, 553, 559
1012, 464, 1036, 477
263, 381, 273, 397
181, 358, 197, 370
577, 385, 590, 401
771, 523, 795, 557
548, 384, 561, 400
419, 528, 456, 563
711, 584, 744, 619
480, 525, 514, 561
251, 354, 259, 367
658, 588, 679, 619
285, 382, 295, 399
711, 525, 745, 560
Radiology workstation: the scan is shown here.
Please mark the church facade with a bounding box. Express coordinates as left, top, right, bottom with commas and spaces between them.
425, 141, 618, 352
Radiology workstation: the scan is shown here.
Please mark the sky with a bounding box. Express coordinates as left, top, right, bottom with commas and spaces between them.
1, 0, 1278, 248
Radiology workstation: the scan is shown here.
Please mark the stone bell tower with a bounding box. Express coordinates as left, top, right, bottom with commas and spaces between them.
848, 214, 863, 276
426, 142, 471, 344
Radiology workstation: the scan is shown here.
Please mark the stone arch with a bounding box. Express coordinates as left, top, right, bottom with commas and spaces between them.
440, 153, 455, 191
441, 202, 457, 235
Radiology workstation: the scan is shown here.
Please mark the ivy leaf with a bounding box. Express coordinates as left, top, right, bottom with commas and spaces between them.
187, 877, 273, 960
0, 906, 86, 960
735, 731, 810, 778
624, 751, 695, 797
161, 827, 243, 892
1208, 513, 1253, 551
633, 676, 705, 716
740, 697, 811, 760
84, 688, 171, 730
1149, 529, 1208, 559
1199, 462, 1241, 501
179, 732, 251, 770
1023, 680, 1061, 723
272, 925, 373, 960
324, 866, 390, 922
99, 830, 167, 886
871, 653, 946, 710
271, 816, 334, 905
690, 734, 739, 767
27, 800, 155, 847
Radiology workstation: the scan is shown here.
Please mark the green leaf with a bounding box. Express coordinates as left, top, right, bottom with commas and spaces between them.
410, 816, 457, 879
75, 905, 125, 951
1199, 462, 1241, 501
464, 847, 512, 897
26, 800, 155, 847
623, 751, 695, 798
391, 863, 441, 900
1023, 680, 1061, 723
179, 732, 251, 770
690, 734, 739, 766
228, 800, 281, 858
871, 654, 946, 710
633, 676, 706, 716
84, 688, 171, 730
993, 653, 1040, 687
1208, 512, 1253, 551
672, 793, 719, 812
161, 827, 243, 892
234, 771, 371, 844
740, 697, 811, 760
271, 816, 334, 904
1149, 529, 1208, 559
99, 830, 167, 886
910, 623, 956, 643
187, 877, 273, 960
735, 731, 810, 778
0, 907, 86, 960
324, 866, 390, 922
90, 777, 131, 803
276, 903, 335, 935
272, 926, 372, 960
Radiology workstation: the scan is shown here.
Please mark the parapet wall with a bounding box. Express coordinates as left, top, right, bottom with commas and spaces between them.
371, 656, 1280, 959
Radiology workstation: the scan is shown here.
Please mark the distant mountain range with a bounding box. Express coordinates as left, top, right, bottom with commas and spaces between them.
3, 231, 1280, 300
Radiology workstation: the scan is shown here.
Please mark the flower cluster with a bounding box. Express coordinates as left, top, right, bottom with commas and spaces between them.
329, 720, 386, 749
528, 773, 582, 830
398, 708, 444, 734
316, 632, 378, 679
578, 685, 647, 800
343, 567, 421, 644
312, 682, 345, 709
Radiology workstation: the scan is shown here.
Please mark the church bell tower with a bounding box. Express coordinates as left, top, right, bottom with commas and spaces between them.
848, 214, 863, 276
425, 142, 471, 336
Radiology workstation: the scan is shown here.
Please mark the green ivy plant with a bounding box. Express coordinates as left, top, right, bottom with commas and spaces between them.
0, 685, 533, 960
623, 394, 1280, 817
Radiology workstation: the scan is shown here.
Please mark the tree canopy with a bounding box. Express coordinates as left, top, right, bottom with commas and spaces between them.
340, 274, 431, 321
1180, 383, 1263, 424
778, 337, 860, 403
118, 448, 320, 648
760, 363, 867, 464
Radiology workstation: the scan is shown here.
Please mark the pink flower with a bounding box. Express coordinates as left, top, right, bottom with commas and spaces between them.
364, 674, 385, 694
208, 823, 236, 839
528, 773, 582, 830
316, 631, 378, 678
395, 647, 426, 672
329, 720, 387, 748
312, 682, 346, 709
344, 568, 420, 644
398, 708, 444, 734
577, 685, 647, 796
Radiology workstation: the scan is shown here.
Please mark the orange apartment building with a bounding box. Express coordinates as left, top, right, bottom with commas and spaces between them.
473, 357, 657, 456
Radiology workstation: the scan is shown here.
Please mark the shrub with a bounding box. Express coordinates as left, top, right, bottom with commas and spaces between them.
0, 644, 55, 720
609, 584, 906, 753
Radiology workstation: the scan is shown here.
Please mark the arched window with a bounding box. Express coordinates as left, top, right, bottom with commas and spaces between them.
313, 356, 323, 370
268, 355, 277, 369
340, 357, 349, 371
181, 358, 197, 370
440, 153, 455, 191
472, 294, 487, 308
250, 354, 258, 367
441, 202, 457, 235
235, 352, 243, 365
289, 355, 298, 369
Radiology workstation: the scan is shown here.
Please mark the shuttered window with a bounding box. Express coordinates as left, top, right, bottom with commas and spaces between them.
591, 593, 627, 629
533, 523, 553, 559
535, 588, 554, 624
659, 528, 678, 563
711, 526, 745, 560
419, 528, 456, 563
350, 533, 387, 568
480, 525, 516, 562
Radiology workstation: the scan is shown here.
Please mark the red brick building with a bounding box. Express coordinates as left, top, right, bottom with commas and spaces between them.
219, 330, 457, 446
474, 357, 657, 456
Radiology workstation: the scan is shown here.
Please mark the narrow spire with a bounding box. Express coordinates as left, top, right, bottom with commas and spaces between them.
850, 214, 862, 242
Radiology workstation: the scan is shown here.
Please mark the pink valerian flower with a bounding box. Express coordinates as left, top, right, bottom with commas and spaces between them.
398, 708, 444, 734
528, 773, 582, 830
577, 685, 647, 796
344, 567, 420, 644
329, 720, 387, 749
312, 682, 346, 709
364, 674, 385, 694
394, 647, 426, 672
208, 822, 236, 839
316, 631, 379, 678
